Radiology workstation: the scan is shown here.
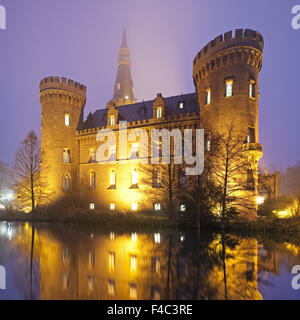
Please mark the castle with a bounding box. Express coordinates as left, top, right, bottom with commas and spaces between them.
39, 28, 264, 215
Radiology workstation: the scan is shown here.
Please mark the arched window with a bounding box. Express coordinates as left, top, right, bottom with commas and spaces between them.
90, 171, 96, 190
63, 173, 71, 192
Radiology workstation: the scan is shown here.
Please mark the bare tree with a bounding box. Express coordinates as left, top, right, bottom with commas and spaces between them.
0, 161, 14, 210
14, 131, 44, 213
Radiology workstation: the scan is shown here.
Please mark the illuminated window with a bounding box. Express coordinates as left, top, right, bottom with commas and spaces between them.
151, 287, 160, 300
108, 280, 115, 296
65, 113, 70, 126
131, 202, 138, 211
131, 169, 138, 188
205, 133, 211, 152
89, 148, 96, 162
154, 233, 161, 244
131, 232, 137, 241
117, 82, 120, 90
153, 167, 162, 188
88, 275, 95, 291
62, 173, 71, 192
62, 273, 70, 290
90, 172, 96, 190
179, 102, 184, 109
152, 257, 160, 274
110, 232, 115, 240
89, 249, 95, 269
205, 88, 211, 105
109, 115, 115, 126
249, 80, 256, 98
125, 95, 129, 100
108, 252, 115, 272
89, 203, 95, 210
63, 148, 71, 163
131, 143, 139, 158
180, 204, 186, 212
110, 203, 116, 211
130, 255, 137, 272
225, 79, 233, 97
154, 203, 161, 211
155, 107, 162, 119
109, 170, 116, 188
130, 283, 137, 299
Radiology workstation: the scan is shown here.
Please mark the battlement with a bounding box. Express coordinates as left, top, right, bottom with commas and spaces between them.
40, 76, 86, 98
193, 29, 264, 66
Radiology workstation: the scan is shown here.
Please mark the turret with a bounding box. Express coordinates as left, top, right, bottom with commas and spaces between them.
39, 76, 86, 202
193, 29, 264, 214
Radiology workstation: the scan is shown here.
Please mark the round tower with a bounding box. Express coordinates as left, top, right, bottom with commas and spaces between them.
39, 76, 86, 202
193, 29, 264, 214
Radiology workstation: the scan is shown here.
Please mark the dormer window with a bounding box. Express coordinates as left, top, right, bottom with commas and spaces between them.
65, 113, 70, 126
155, 107, 162, 119
179, 102, 184, 109
205, 88, 211, 105
109, 115, 115, 126
225, 79, 234, 97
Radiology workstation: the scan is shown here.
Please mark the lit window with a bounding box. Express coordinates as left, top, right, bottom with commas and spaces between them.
108, 280, 115, 296
152, 257, 160, 274
131, 143, 139, 158
155, 107, 162, 119
129, 283, 137, 299
110, 203, 116, 211
89, 203, 95, 210
131, 202, 138, 211
154, 233, 161, 244
89, 148, 96, 162
131, 232, 137, 241
63, 148, 71, 163
131, 169, 138, 188
154, 203, 161, 211
205, 88, 211, 105
117, 82, 120, 90
62, 173, 71, 192
125, 95, 129, 100
206, 134, 211, 152
88, 275, 94, 291
110, 232, 115, 240
65, 114, 70, 126
90, 172, 96, 190
179, 102, 184, 109
108, 252, 115, 272
89, 249, 95, 268
180, 204, 186, 212
130, 255, 137, 272
109, 115, 115, 126
110, 170, 116, 188
225, 79, 233, 97
249, 80, 256, 98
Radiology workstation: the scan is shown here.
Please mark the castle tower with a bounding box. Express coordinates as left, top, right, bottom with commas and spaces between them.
39, 77, 86, 203
193, 29, 264, 214
110, 28, 136, 106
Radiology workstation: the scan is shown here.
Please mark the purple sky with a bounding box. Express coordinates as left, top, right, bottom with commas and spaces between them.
0, 0, 299, 171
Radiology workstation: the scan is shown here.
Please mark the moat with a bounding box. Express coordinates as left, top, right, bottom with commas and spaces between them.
0, 221, 299, 300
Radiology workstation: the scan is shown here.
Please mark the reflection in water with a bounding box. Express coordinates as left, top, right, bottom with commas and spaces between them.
0, 221, 299, 300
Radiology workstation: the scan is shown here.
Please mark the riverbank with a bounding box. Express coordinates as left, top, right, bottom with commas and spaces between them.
1, 209, 300, 241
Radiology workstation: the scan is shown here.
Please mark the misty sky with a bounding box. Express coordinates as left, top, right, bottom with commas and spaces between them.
0, 0, 299, 171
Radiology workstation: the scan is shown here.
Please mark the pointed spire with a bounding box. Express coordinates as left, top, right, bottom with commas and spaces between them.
121, 28, 128, 48
110, 29, 135, 106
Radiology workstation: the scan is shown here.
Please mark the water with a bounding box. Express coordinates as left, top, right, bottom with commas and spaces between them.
0, 221, 299, 300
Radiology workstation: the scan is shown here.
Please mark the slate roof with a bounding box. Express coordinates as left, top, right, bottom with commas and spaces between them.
81, 92, 199, 130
